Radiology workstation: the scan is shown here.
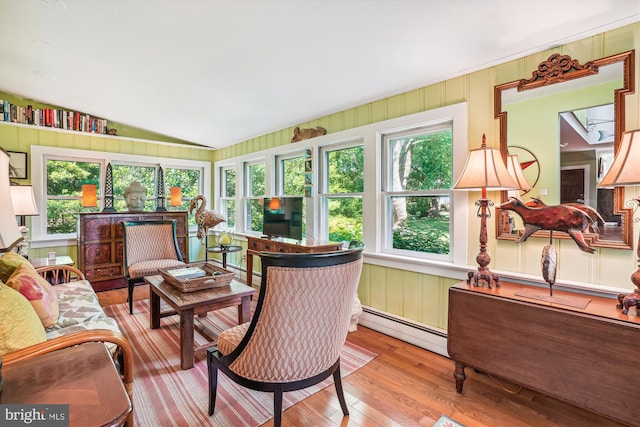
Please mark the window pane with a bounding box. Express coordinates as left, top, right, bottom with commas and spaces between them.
327, 146, 364, 193
166, 168, 200, 199
247, 198, 263, 232
46, 159, 101, 235
390, 195, 450, 254
328, 197, 362, 243
282, 157, 304, 195
225, 199, 236, 228
224, 169, 236, 197
247, 164, 265, 197
389, 128, 452, 191
46, 159, 101, 196
47, 199, 83, 234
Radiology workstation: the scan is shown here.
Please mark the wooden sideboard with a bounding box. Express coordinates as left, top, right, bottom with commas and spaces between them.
447, 281, 640, 427
245, 236, 343, 287
78, 211, 189, 291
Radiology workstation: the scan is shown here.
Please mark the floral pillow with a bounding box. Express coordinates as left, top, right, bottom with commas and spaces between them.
6, 264, 60, 328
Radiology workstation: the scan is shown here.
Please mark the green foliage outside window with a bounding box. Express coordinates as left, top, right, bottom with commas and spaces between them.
46, 159, 101, 234
326, 146, 364, 243
388, 128, 452, 254
282, 157, 304, 195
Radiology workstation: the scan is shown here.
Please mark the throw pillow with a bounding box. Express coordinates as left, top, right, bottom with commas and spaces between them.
6, 264, 60, 329
0, 283, 46, 355
0, 251, 32, 283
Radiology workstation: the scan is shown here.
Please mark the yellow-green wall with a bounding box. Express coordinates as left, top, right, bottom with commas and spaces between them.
2, 23, 639, 335
212, 22, 640, 331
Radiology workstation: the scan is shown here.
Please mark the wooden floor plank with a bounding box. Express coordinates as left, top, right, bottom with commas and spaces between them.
98, 283, 628, 427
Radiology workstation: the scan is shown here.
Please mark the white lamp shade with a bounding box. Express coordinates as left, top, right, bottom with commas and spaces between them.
599, 129, 640, 187
506, 154, 533, 192
454, 136, 518, 191
9, 185, 39, 216
0, 149, 23, 250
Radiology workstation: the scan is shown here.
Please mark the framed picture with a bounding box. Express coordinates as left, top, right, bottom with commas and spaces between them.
8, 151, 27, 179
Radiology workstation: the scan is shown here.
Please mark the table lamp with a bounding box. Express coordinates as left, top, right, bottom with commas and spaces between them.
454, 134, 518, 288
598, 129, 640, 311
9, 184, 39, 258
0, 148, 23, 252
170, 187, 182, 207
82, 184, 98, 208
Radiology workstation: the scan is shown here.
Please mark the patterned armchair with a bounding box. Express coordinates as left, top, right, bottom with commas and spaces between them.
122, 220, 185, 314
207, 248, 364, 427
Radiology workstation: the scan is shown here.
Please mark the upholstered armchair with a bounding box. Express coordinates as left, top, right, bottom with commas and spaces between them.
207, 248, 364, 427
122, 220, 185, 314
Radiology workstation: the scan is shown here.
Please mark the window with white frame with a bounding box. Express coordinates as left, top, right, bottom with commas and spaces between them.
220, 167, 236, 228
382, 122, 453, 259
277, 153, 305, 196
320, 142, 364, 243
45, 157, 103, 235
245, 161, 264, 233
31, 146, 209, 242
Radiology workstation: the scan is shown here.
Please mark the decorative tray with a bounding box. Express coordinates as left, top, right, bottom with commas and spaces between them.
160, 262, 234, 292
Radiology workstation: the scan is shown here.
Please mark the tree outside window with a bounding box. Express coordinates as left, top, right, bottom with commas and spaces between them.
246, 162, 264, 233
323, 144, 363, 243
46, 159, 101, 235
385, 124, 453, 255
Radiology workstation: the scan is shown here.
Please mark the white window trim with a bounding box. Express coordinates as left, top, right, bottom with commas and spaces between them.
30, 145, 210, 247
213, 102, 469, 274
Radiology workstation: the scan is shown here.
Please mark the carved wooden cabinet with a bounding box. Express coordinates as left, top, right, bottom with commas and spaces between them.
78, 211, 189, 291
448, 281, 640, 427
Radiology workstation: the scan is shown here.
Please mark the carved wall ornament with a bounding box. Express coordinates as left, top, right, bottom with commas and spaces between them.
291, 126, 327, 142
519, 53, 598, 90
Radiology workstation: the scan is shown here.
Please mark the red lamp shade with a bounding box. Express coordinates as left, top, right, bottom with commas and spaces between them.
170, 187, 182, 207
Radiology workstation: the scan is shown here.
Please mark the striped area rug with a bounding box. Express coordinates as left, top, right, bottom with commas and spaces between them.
104, 299, 377, 426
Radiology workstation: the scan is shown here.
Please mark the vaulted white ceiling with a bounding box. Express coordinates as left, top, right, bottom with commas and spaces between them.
1, 1, 639, 149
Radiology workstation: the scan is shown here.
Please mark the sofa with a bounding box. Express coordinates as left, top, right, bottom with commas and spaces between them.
0, 252, 133, 421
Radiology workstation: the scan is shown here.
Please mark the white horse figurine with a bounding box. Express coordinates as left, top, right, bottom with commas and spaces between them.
188, 195, 225, 241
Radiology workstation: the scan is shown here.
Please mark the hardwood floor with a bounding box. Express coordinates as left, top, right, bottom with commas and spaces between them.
98, 284, 626, 427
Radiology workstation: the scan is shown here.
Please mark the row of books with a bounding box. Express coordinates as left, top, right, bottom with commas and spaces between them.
0, 100, 109, 134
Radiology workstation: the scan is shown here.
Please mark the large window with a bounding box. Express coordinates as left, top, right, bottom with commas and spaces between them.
220, 167, 236, 228
383, 123, 453, 258
213, 103, 468, 268
278, 154, 305, 196
45, 158, 102, 235
245, 162, 264, 233
320, 143, 364, 243
32, 146, 210, 243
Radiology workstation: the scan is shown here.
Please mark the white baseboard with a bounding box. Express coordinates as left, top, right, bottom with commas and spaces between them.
357, 307, 449, 358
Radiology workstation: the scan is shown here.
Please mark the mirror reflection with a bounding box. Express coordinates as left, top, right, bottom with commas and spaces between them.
495, 51, 634, 249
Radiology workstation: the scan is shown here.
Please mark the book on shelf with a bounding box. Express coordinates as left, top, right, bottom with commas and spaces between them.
167, 266, 207, 280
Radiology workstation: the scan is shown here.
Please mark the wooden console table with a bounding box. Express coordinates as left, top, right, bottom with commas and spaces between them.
447, 280, 640, 427
246, 236, 342, 287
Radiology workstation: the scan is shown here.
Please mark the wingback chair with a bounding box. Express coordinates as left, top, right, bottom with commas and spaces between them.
207, 248, 364, 426
122, 220, 185, 314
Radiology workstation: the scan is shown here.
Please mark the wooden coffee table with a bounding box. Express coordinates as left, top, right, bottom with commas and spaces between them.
145, 274, 256, 369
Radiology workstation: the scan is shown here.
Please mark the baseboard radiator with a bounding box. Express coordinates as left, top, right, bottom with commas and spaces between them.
358, 306, 449, 358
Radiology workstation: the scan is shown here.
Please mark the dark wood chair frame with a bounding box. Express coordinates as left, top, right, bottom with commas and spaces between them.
122, 219, 184, 314
207, 248, 364, 427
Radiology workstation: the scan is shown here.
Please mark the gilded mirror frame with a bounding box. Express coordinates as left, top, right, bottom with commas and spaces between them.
495, 50, 635, 249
